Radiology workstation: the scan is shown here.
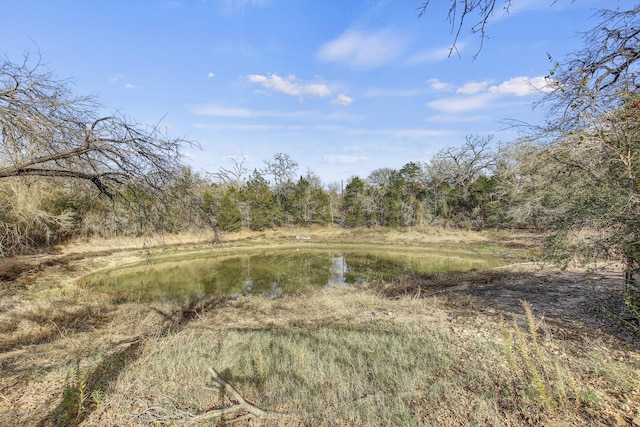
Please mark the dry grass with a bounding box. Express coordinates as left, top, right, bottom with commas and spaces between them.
58, 225, 537, 255
0, 227, 638, 426
72, 288, 638, 426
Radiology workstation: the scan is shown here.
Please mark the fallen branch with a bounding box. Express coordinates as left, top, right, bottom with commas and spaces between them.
187, 366, 299, 425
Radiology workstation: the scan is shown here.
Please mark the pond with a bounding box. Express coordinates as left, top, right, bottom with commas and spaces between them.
81, 246, 505, 302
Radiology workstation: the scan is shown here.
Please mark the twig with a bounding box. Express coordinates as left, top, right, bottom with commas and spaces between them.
187, 366, 299, 425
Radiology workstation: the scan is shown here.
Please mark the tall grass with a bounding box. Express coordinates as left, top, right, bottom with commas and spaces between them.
501, 301, 579, 417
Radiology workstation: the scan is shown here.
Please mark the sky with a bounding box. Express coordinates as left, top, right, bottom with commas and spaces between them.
1, 0, 627, 185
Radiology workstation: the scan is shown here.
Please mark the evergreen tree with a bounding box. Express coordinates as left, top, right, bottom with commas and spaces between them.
217, 189, 242, 231
343, 177, 366, 227
238, 170, 281, 230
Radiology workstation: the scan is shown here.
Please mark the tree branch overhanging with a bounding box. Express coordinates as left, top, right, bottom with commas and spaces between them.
539, 5, 640, 133
0, 54, 192, 199
417, 0, 511, 59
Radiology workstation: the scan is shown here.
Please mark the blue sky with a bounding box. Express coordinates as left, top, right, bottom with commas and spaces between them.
1, 0, 622, 185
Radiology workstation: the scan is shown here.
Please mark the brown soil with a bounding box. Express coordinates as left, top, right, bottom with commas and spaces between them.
379, 266, 638, 346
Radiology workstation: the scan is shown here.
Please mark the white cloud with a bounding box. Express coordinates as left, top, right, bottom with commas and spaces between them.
426, 76, 552, 113
427, 78, 452, 92
427, 93, 494, 113
190, 104, 312, 118
316, 28, 407, 69
424, 113, 490, 123
109, 73, 126, 83
457, 81, 490, 95
332, 93, 353, 106
191, 106, 253, 117
322, 111, 366, 122
488, 76, 552, 96
218, 0, 271, 15
385, 129, 451, 138
109, 74, 138, 89
247, 73, 331, 98
501, 0, 556, 15
407, 42, 466, 64
361, 87, 426, 97
347, 128, 451, 138
194, 123, 302, 131
313, 124, 348, 131
324, 155, 368, 164
208, 72, 216, 78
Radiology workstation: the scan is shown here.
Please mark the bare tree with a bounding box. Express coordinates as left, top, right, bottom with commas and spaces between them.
427, 134, 497, 199
366, 167, 394, 190
262, 152, 298, 206
262, 152, 298, 187
213, 155, 249, 188
0, 54, 188, 199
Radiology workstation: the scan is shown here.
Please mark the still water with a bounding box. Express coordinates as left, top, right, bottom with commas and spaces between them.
83, 247, 504, 302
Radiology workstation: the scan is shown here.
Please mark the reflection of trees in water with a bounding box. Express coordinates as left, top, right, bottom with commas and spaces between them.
328, 256, 346, 286
241, 256, 254, 293
234, 252, 347, 291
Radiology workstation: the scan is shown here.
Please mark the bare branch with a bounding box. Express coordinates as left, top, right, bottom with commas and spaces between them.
212, 154, 249, 188
0, 54, 190, 198
417, 0, 510, 59
427, 134, 496, 193
185, 366, 299, 425
539, 6, 640, 134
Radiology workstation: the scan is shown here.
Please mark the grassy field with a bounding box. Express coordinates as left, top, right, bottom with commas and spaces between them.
0, 226, 638, 426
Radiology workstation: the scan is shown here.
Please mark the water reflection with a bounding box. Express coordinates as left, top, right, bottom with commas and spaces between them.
84, 248, 503, 302
329, 256, 346, 286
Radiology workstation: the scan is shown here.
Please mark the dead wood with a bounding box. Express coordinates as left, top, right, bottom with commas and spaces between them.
186, 366, 300, 425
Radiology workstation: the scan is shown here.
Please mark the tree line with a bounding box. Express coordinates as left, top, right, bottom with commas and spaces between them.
0, 137, 504, 255
0, 123, 629, 250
